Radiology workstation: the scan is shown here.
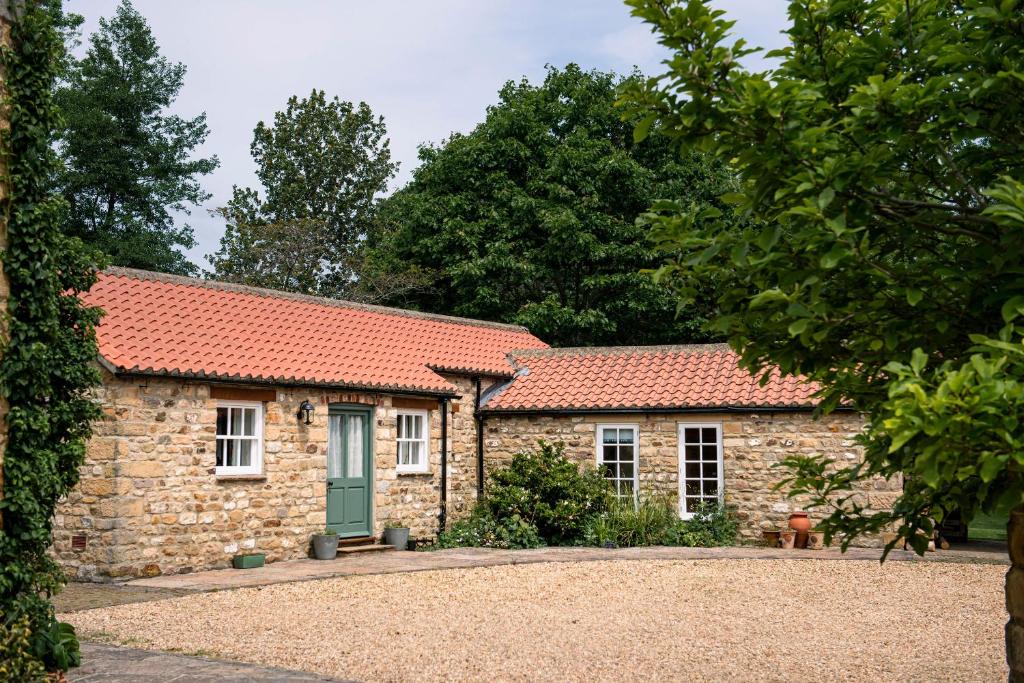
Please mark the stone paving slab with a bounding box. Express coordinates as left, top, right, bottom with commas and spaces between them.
70, 643, 343, 682
55, 583, 191, 613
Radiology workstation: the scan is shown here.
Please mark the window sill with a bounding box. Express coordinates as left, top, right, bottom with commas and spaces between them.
396, 470, 432, 477
215, 474, 267, 482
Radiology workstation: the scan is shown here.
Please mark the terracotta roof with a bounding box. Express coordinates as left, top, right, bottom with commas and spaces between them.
481, 345, 820, 412
84, 268, 548, 395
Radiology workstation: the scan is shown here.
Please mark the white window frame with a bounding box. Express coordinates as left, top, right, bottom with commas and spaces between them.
215, 400, 264, 476
596, 424, 640, 500
396, 409, 430, 474
677, 422, 724, 519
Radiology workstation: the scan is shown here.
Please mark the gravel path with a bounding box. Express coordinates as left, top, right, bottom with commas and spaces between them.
66, 559, 1006, 682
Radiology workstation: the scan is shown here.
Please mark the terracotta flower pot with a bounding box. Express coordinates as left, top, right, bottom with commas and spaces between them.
807, 530, 825, 550
788, 511, 812, 532
779, 530, 796, 549
762, 530, 781, 548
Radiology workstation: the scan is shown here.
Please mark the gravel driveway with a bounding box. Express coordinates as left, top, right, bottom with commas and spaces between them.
66, 559, 1006, 682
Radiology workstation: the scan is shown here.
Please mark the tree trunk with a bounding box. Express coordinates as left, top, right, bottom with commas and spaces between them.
1006, 507, 1024, 682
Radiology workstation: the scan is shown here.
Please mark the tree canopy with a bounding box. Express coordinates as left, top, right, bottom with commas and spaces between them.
622, 0, 1024, 542
54, 0, 217, 275
621, 0, 1024, 669
370, 63, 735, 346
209, 90, 398, 297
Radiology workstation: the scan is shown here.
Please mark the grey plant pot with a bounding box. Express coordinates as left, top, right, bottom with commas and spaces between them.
384, 527, 410, 551
312, 533, 338, 560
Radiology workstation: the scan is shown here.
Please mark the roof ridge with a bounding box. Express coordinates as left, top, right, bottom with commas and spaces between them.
103, 267, 536, 335
509, 343, 733, 357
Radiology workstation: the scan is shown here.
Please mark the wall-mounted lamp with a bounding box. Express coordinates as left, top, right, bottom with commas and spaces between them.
297, 400, 315, 425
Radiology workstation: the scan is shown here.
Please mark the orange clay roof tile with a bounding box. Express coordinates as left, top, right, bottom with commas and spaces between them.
482, 345, 820, 411
84, 268, 548, 394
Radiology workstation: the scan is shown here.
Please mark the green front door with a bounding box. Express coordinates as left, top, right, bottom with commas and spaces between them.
326, 405, 373, 537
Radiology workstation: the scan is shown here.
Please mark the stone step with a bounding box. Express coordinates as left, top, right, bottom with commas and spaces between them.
336, 543, 395, 555
336, 536, 376, 548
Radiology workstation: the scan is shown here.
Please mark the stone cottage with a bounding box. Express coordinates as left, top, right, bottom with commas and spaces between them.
476, 347, 899, 540
52, 268, 897, 580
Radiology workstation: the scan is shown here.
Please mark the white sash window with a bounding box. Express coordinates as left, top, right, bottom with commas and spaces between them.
396, 410, 429, 473
597, 424, 639, 499
215, 401, 264, 476
678, 423, 723, 518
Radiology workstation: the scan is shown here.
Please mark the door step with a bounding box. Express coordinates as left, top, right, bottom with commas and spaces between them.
337, 543, 395, 555
337, 536, 376, 548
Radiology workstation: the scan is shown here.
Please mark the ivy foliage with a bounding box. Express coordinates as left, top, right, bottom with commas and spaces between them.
619, 0, 1024, 553
0, 0, 102, 676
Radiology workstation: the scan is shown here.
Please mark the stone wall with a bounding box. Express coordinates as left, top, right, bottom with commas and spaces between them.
54, 371, 489, 580
54, 371, 899, 580
481, 410, 900, 544
440, 375, 508, 521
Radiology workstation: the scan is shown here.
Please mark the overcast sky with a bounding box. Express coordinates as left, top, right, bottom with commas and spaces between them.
66, 0, 790, 270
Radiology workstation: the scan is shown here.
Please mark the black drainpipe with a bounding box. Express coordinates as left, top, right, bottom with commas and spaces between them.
474, 378, 484, 499
438, 397, 449, 537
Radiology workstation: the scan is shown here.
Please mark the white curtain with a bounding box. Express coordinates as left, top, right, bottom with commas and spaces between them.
347, 416, 363, 478
327, 415, 343, 479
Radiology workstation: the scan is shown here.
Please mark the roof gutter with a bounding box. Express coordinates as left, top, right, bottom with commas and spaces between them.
479, 404, 855, 417
426, 364, 514, 380
104, 363, 460, 400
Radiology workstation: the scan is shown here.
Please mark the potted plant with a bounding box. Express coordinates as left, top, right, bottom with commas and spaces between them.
384, 521, 410, 550
807, 529, 825, 550
312, 528, 338, 560
762, 529, 781, 548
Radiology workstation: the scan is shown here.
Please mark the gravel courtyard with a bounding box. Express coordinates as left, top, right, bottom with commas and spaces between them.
66, 559, 1007, 683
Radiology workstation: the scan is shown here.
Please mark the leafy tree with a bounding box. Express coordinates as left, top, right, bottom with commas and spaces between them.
208, 210, 331, 294
370, 64, 735, 346
620, 0, 1024, 674
1, 1, 101, 676
210, 90, 397, 297
55, 0, 217, 275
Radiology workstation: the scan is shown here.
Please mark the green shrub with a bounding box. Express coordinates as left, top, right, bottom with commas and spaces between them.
582, 495, 679, 547
616, 495, 682, 547
676, 502, 739, 547
0, 616, 82, 681
584, 496, 739, 548
484, 440, 614, 545
433, 509, 544, 550
0, 617, 45, 683
31, 619, 81, 674
432, 440, 738, 551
